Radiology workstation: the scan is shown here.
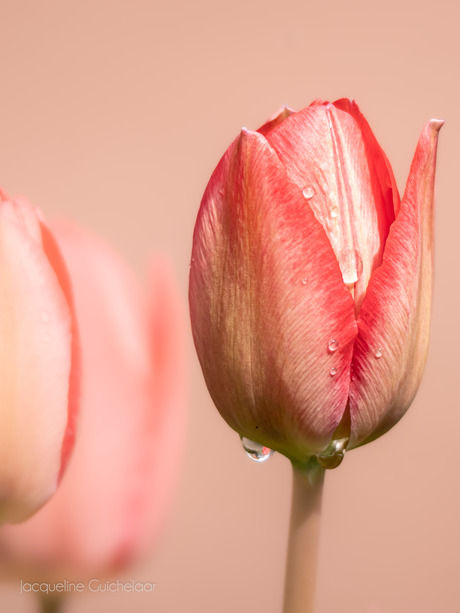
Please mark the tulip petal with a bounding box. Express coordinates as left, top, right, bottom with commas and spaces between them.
332, 99, 401, 219
0, 201, 73, 523
190, 128, 357, 461
265, 99, 398, 312
348, 120, 443, 447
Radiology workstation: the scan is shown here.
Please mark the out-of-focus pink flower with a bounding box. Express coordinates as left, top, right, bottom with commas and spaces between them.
189, 99, 442, 466
0, 222, 185, 580
0, 192, 78, 524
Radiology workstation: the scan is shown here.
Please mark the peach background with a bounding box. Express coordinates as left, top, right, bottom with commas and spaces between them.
0, 0, 458, 612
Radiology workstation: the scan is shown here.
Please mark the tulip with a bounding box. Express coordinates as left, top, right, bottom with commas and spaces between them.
0, 192, 78, 524
0, 222, 185, 586
189, 98, 442, 466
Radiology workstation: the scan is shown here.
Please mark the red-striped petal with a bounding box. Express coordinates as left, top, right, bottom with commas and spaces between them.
265, 99, 398, 313
190, 128, 357, 461
348, 120, 443, 447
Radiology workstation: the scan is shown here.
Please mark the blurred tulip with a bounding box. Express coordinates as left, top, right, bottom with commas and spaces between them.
0, 192, 78, 524
189, 99, 442, 466
0, 222, 185, 581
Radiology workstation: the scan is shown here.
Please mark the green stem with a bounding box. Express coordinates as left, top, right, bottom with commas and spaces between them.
39, 594, 64, 613
283, 459, 325, 613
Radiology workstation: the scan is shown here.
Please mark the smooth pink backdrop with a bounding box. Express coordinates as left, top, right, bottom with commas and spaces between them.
0, 1, 458, 612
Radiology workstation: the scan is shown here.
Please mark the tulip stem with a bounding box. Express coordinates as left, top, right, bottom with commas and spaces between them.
283, 459, 325, 613
39, 594, 64, 613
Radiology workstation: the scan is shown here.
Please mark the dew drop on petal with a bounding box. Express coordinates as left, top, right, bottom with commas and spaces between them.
301, 277, 308, 285
241, 437, 274, 463
317, 437, 349, 469
338, 249, 363, 284
329, 367, 337, 376
375, 348, 383, 359
328, 339, 339, 352
302, 185, 315, 199
330, 206, 338, 219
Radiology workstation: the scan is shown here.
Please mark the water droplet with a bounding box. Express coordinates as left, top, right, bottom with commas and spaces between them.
339, 249, 363, 285
41, 311, 50, 324
375, 348, 383, 359
301, 277, 308, 285
302, 185, 315, 199
317, 437, 349, 469
329, 367, 337, 376
328, 339, 339, 352
241, 437, 274, 463
330, 206, 338, 219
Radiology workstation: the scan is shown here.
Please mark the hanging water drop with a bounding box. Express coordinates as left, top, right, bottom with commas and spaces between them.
338, 249, 363, 285
375, 348, 383, 359
328, 339, 339, 352
329, 367, 337, 376
317, 437, 349, 469
241, 437, 274, 463
302, 185, 315, 199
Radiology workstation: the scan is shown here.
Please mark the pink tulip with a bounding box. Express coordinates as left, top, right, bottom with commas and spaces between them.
189, 99, 442, 466
0, 192, 78, 524
0, 222, 185, 581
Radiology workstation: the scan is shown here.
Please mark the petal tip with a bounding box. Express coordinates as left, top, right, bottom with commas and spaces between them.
268, 105, 296, 120
429, 118, 445, 133
238, 126, 263, 145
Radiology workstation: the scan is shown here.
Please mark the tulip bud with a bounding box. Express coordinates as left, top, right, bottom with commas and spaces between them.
0, 192, 78, 524
189, 99, 442, 467
0, 223, 185, 582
